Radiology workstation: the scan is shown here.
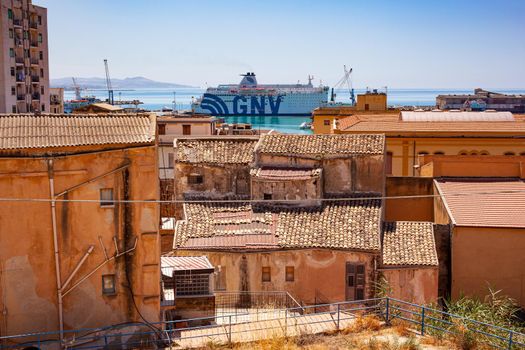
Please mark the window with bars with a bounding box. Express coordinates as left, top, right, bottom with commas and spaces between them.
175, 273, 210, 296
158, 123, 166, 135
188, 174, 203, 185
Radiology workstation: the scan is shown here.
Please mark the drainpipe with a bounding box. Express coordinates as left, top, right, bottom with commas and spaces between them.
47, 159, 64, 344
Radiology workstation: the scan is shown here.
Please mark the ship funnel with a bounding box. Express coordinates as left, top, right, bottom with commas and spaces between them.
239, 72, 258, 87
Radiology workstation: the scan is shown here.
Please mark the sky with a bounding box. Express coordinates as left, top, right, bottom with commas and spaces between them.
35, 0, 525, 89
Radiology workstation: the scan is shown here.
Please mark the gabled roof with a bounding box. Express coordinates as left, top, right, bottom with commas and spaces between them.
257, 134, 385, 156
174, 139, 257, 164
382, 222, 438, 267
175, 197, 382, 252
434, 179, 525, 228
0, 113, 156, 150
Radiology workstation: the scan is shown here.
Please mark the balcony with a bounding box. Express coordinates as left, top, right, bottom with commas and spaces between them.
15, 57, 24, 65
13, 19, 22, 27
31, 75, 40, 83
16, 73, 25, 82
14, 37, 23, 47
30, 40, 38, 47
29, 21, 38, 29
17, 95, 25, 101
32, 93, 40, 100
30, 58, 39, 65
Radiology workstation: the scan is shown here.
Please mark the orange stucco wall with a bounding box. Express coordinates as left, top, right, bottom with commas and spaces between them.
382, 268, 438, 305
385, 177, 434, 222
176, 249, 379, 304
0, 146, 160, 336
451, 226, 525, 308
420, 155, 525, 178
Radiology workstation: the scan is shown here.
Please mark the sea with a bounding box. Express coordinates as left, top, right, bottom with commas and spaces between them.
64, 88, 525, 134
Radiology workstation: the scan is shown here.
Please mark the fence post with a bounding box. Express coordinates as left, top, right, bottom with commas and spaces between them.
228, 315, 232, 344
284, 308, 288, 337
385, 297, 390, 325
336, 304, 340, 331
421, 306, 426, 336
104, 335, 108, 346
508, 330, 513, 350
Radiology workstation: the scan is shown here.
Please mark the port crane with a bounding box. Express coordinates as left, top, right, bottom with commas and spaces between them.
103, 59, 114, 105
331, 65, 355, 105
71, 77, 82, 100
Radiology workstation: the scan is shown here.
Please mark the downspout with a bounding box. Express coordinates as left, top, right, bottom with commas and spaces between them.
47, 159, 64, 344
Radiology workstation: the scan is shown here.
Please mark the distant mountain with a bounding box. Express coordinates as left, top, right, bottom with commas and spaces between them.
51, 76, 194, 90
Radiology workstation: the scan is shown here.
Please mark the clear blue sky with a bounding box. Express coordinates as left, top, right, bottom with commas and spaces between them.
35, 0, 525, 89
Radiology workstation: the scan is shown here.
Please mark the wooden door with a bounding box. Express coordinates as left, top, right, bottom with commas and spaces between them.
346, 263, 365, 301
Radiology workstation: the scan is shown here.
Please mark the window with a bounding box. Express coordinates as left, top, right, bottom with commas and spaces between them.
12, 106, 16, 113
40, 68, 43, 77
38, 15, 42, 25
100, 188, 114, 207
23, 31, 28, 39
41, 104, 45, 111
263, 193, 272, 200
480, 151, 490, 156
504, 152, 515, 156
434, 151, 445, 155
10, 67, 14, 76
38, 33, 42, 43
8, 9, 13, 20
41, 86, 44, 94
520, 152, 525, 156
11, 86, 15, 95
168, 153, 174, 168
9, 29, 13, 38
364, 103, 370, 111
188, 174, 203, 184
418, 151, 429, 156
9, 48, 14, 58
102, 274, 116, 295
458, 150, 468, 156
182, 124, 191, 135
285, 266, 294, 282
158, 123, 166, 135
39, 51, 43, 60
323, 119, 330, 126
262, 267, 271, 282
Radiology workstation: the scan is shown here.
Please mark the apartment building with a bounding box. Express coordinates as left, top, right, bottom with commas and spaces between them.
0, 0, 49, 113
49, 87, 63, 113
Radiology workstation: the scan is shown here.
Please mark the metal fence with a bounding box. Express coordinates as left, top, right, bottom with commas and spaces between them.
1, 297, 524, 349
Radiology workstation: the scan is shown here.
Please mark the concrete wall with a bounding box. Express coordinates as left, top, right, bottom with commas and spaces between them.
176, 249, 378, 305
420, 155, 525, 178
385, 177, 434, 222
256, 154, 385, 195
451, 226, 525, 308
382, 268, 438, 305
0, 146, 160, 336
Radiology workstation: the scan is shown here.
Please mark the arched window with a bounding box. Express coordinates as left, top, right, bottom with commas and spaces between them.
520, 152, 525, 156
434, 151, 445, 155
469, 151, 479, 156
418, 151, 429, 156
504, 152, 516, 156
458, 150, 468, 156
480, 151, 490, 156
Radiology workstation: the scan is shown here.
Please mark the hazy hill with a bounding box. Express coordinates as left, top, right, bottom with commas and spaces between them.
51, 76, 194, 90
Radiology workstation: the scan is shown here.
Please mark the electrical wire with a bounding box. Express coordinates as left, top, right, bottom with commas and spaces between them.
0, 189, 524, 204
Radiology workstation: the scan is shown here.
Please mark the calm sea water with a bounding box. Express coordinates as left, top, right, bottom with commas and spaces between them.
64, 88, 525, 134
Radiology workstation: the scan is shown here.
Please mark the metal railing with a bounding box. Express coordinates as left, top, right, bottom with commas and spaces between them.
0, 297, 523, 349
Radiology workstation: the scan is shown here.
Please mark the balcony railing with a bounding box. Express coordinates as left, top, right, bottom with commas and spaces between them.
32, 93, 40, 100
30, 41, 38, 47
14, 38, 23, 46
13, 19, 22, 27
31, 75, 40, 83
15, 57, 24, 64
30, 58, 39, 65
17, 95, 25, 101
15, 73, 25, 82
29, 21, 38, 29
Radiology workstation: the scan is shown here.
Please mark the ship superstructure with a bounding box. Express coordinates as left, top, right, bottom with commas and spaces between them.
192, 73, 329, 116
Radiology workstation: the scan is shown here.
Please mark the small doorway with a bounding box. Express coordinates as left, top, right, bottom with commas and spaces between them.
345, 263, 365, 301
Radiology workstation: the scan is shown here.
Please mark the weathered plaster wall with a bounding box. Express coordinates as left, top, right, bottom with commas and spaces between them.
176, 249, 378, 305
452, 226, 525, 308
382, 268, 438, 305
385, 177, 434, 222
256, 154, 384, 195
251, 176, 322, 201
0, 146, 160, 336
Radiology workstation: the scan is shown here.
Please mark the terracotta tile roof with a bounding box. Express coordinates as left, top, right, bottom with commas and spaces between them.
382, 222, 438, 267
434, 179, 525, 228
257, 134, 385, 156
175, 139, 257, 164
0, 113, 155, 149
338, 119, 525, 135
251, 167, 322, 180
175, 198, 382, 251
401, 111, 514, 122
161, 256, 214, 276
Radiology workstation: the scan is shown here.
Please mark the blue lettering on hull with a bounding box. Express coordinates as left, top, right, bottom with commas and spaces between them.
199, 93, 287, 116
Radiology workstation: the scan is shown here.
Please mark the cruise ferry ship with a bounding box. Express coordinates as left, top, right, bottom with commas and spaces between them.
192, 73, 329, 116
